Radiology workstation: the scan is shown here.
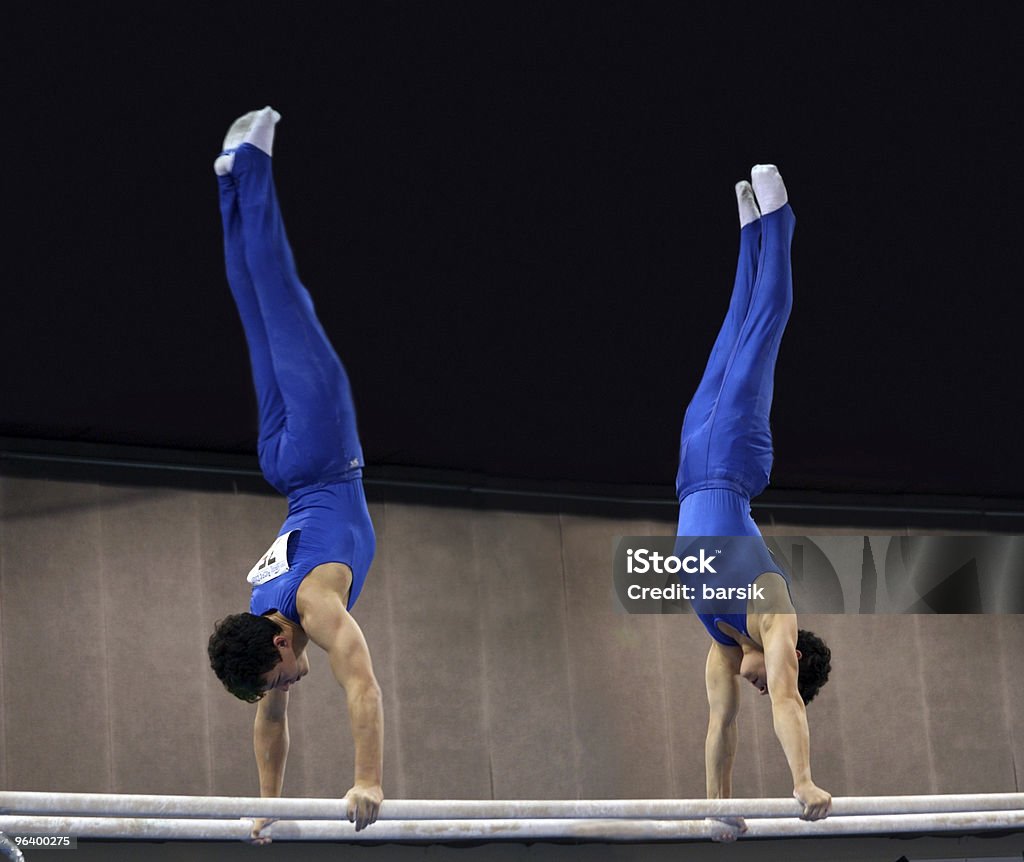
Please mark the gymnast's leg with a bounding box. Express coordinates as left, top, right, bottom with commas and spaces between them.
701, 164, 795, 498
676, 182, 763, 498
215, 108, 364, 494
682, 182, 762, 431
217, 146, 286, 489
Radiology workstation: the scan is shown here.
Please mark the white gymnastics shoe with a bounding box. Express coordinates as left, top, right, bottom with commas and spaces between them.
735, 180, 760, 227
214, 106, 282, 176
750, 164, 788, 215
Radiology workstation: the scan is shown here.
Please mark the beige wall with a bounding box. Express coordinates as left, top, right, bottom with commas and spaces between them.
1, 473, 1021, 803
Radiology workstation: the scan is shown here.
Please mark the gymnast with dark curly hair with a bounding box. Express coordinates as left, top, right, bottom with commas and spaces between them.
674, 165, 832, 841
205, 107, 382, 843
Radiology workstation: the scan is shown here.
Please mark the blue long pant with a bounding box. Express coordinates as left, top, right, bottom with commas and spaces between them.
217, 144, 364, 496
676, 205, 796, 537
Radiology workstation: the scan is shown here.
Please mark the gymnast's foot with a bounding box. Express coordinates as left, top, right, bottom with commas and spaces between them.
750, 164, 788, 215
735, 180, 760, 227
213, 106, 282, 176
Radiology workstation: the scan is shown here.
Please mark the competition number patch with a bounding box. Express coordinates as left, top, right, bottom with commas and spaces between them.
246, 531, 296, 586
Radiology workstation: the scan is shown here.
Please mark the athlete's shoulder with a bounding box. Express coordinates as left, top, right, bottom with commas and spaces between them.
752, 570, 793, 607
296, 562, 355, 612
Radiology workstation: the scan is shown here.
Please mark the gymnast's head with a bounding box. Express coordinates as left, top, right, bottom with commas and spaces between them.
740, 628, 831, 703
795, 629, 832, 705
208, 612, 288, 702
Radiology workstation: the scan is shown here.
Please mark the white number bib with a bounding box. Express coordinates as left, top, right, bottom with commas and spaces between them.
247, 531, 297, 586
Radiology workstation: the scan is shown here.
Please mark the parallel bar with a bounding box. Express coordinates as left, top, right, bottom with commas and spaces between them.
3, 791, 1024, 821
2, 811, 1024, 841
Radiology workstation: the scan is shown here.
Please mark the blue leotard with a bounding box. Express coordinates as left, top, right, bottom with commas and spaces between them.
249, 481, 375, 620
218, 144, 375, 622
675, 205, 796, 646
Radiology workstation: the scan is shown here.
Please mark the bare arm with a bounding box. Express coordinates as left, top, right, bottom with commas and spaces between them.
254, 687, 290, 796
299, 574, 384, 830
761, 612, 831, 819
704, 641, 747, 842
704, 641, 742, 799
248, 687, 289, 845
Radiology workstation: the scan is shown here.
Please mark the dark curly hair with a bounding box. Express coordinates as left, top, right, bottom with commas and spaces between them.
796, 629, 832, 705
208, 613, 283, 703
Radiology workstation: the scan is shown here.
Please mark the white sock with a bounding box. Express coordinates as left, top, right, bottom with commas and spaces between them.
750, 164, 788, 215
735, 180, 760, 227
213, 152, 236, 176
213, 106, 282, 176
242, 106, 281, 157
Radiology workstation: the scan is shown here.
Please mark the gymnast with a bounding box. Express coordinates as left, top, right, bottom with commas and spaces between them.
674, 166, 832, 840
206, 108, 382, 842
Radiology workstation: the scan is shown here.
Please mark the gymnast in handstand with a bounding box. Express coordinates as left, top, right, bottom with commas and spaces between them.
206, 108, 382, 842
675, 165, 832, 839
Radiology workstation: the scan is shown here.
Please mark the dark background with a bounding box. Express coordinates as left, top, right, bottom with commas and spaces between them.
4, 3, 1020, 500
